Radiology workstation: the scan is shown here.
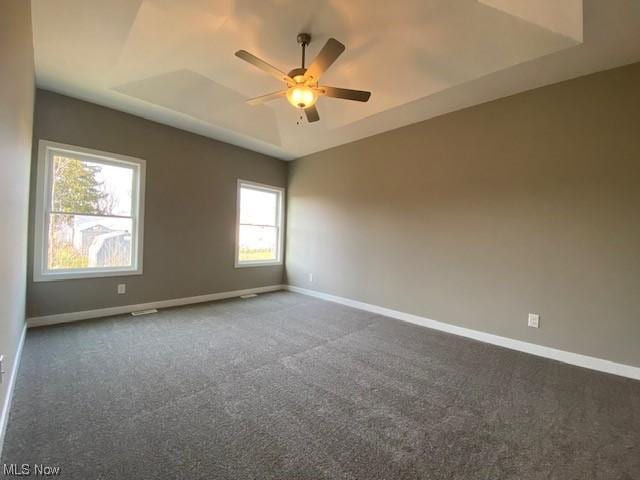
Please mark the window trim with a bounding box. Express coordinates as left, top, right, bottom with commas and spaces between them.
235, 179, 285, 268
33, 140, 146, 282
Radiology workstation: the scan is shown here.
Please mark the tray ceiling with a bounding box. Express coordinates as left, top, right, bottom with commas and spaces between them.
32, 0, 640, 160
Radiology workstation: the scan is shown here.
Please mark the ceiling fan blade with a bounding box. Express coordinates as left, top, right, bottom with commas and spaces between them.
235, 50, 294, 84
305, 38, 345, 82
305, 105, 320, 123
246, 91, 286, 106
318, 86, 371, 102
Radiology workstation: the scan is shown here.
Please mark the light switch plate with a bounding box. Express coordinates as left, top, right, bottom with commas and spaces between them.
528, 313, 540, 328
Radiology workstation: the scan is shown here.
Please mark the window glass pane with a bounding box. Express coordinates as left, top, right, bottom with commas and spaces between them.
238, 225, 277, 262
51, 154, 133, 216
48, 213, 133, 269
240, 187, 277, 226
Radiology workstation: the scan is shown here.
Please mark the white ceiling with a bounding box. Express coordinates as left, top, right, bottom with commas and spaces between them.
32, 0, 640, 160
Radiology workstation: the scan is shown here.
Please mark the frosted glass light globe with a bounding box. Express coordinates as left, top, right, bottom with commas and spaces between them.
286, 85, 318, 109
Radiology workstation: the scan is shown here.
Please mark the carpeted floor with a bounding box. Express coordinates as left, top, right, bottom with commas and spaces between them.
2, 291, 639, 479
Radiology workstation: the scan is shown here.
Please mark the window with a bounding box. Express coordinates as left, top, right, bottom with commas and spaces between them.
34, 140, 146, 281
236, 180, 284, 267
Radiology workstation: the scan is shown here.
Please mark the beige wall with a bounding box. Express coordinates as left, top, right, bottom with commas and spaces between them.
0, 0, 35, 444
27, 90, 287, 318
287, 62, 640, 368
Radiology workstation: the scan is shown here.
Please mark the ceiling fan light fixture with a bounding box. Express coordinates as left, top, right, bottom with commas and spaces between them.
236, 34, 370, 122
286, 84, 317, 109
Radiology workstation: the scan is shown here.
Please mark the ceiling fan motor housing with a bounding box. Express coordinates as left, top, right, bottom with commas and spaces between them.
288, 67, 308, 83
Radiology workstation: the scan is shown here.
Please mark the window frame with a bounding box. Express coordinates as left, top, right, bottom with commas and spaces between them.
235, 179, 285, 268
33, 140, 146, 282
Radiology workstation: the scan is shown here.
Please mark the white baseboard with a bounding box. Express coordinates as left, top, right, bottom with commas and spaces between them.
27, 284, 286, 328
24, 282, 640, 381
0, 323, 27, 459
287, 285, 640, 381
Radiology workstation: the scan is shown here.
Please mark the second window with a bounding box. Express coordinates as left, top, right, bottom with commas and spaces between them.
236, 180, 284, 267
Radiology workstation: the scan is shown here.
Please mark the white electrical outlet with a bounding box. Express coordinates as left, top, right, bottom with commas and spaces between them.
0, 355, 5, 384
117, 284, 126, 295
528, 313, 540, 328
308, 273, 313, 283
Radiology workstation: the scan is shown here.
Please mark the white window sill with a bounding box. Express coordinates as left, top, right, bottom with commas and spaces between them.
34, 268, 143, 282
234, 261, 283, 269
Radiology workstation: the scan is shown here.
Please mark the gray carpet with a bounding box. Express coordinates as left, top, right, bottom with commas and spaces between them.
2, 291, 639, 479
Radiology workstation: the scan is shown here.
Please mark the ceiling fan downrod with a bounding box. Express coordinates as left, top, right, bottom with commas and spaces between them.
297, 33, 311, 69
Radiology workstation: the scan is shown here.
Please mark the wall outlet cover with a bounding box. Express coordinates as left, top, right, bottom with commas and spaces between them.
117, 284, 126, 295
528, 313, 540, 328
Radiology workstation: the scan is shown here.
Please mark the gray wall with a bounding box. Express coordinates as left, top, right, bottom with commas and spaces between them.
27, 90, 287, 317
0, 0, 34, 441
287, 62, 640, 368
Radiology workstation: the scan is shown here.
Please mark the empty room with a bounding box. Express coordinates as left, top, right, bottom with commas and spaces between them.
1, 0, 639, 478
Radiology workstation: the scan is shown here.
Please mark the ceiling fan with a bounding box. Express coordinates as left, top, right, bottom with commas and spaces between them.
235, 33, 371, 123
